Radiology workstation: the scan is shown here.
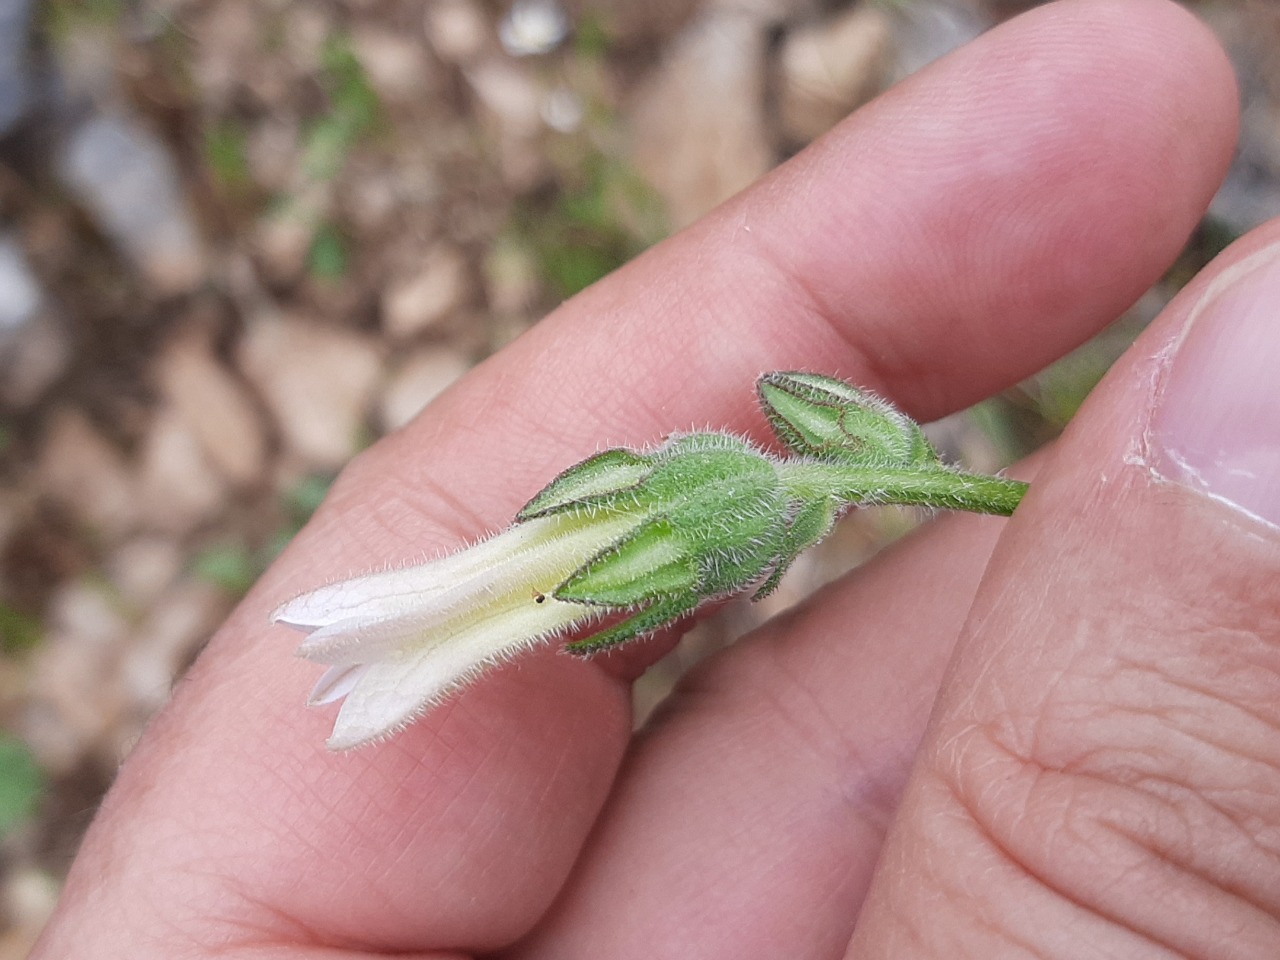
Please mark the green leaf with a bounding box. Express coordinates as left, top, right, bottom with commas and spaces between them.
518, 449, 655, 520
0, 735, 43, 838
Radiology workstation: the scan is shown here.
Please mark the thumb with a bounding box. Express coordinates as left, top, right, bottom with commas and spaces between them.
852, 230, 1280, 958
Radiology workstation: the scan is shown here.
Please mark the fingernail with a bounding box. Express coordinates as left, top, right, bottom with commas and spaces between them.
1153, 244, 1280, 527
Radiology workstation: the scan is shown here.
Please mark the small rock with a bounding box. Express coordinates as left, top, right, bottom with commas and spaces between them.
116, 579, 228, 746
2, 868, 58, 933
0, 308, 69, 407
0, 234, 41, 334
157, 330, 267, 487
885, 0, 988, 84
38, 408, 138, 540
0, 0, 35, 136
465, 56, 548, 187
238, 314, 382, 469
189, 0, 258, 108
541, 85, 584, 133
0, 234, 66, 406
382, 245, 469, 339
0, 868, 58, 960
465, 57, 544, 138
425, 0, 489, 64
499, 0, 570, 57
483, 235, 540, 317
629, 10, 774, 228
107, 536, 185, 609
136, 406, 228, 535
246, 116, 303, 193
58, 113, 206, 295
1203, 3, 1280, 233
776, 5, 891, 144
378, 347, 470, 432
352, 28, 434, 104
22, 580, 131, 774
283, 4, 332, 75
251, 183, 331, 284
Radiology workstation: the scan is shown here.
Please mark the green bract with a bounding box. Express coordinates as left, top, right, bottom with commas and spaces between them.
275, 372, 1029, 749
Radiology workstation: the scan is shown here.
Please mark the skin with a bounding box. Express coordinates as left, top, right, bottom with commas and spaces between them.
30, 1, 1269, 956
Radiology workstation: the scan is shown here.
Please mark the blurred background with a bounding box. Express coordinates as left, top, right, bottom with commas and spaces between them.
0, 0, 1273, 950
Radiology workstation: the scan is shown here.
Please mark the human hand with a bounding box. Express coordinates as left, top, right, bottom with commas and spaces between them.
32, 1, 1263, 957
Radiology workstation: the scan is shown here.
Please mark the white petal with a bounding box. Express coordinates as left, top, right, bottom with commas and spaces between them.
295, 614, 437, 665
325, 598, 587, 749
308, 663, 370, 706
272, 513, 636, 631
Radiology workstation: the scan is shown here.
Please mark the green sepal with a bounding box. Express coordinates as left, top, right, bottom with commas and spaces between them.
752, 495, 838, 600
564, 592, 702, 655
517, 448, 656, 520
758, 372, 937, 467
555, 518, 699, 607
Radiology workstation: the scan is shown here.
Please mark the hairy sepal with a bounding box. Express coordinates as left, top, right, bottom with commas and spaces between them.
758, 371, 937, 467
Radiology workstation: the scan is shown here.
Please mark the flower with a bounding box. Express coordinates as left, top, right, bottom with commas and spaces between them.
274, 373, 1029, 750
273, 510, 644, 749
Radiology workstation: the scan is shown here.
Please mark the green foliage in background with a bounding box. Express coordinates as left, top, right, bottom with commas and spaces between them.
43, 0, 125, 39
308, 223, 350, 280
517, 150, 667, 299
0, 735, 43, 839
303, 34, 381, 181
0, 604, 42, 655
194, 474, 335, 596
203, 120, 253, 192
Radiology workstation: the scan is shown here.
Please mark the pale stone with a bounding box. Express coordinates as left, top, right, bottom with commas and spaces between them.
465, 57, 544, 138
157, 330, 267, 487
2, 868, 58, 931
58, 113, 206, 295
107, 536, 185, 608
38, 408, 138, 540
382, 245, 469, 339
0, 309, 69, 408
352, 28, 433, 104
246, 116, 302, 193
189, 0, 258, 107
22, 580, 131, 774
885, 0, 988, 84
426, 0, 489, 63
283, 4, 332, 74
629, 10, 774, 228
118, 580, 229, 726
253, 205, 320, 286
239, 315, 383, 469
0, 869, 57, 960
776, 5, 891, 143
0, 235, 40, 333
136, 406, 228, 535
378, 348, 470, 432
499, 0, 569, 57
483, 236, 540, 317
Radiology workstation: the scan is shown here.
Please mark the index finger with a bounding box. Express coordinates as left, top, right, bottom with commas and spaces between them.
34, 0, 1236, 955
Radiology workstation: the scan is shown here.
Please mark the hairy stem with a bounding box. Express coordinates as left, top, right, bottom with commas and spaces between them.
777, 462, 1028, 516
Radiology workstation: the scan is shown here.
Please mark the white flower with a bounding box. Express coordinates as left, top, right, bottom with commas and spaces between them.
272, 510, 643, 749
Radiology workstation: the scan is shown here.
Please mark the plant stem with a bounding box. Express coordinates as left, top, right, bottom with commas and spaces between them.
777, 462, 1028, 516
